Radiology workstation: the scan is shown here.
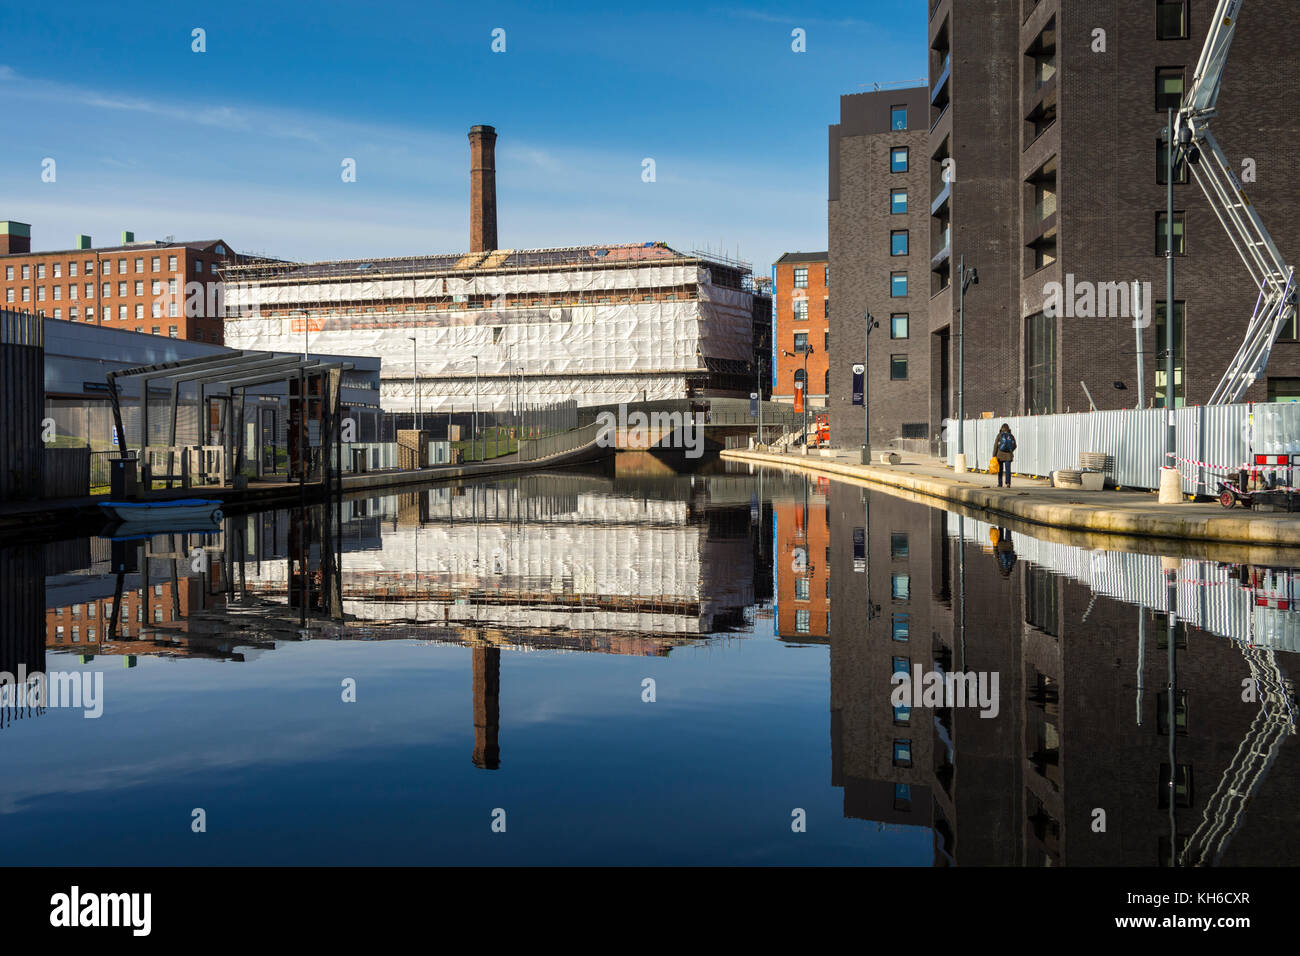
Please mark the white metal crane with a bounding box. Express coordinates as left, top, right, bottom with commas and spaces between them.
1175, 0, 1298, 404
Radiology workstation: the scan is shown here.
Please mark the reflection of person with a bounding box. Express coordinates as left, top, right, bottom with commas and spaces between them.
994, 423, 1017, 488
995, 527, 1016, 577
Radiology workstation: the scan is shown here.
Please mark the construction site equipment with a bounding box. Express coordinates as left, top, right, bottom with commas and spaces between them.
1176, 0, 1298, 403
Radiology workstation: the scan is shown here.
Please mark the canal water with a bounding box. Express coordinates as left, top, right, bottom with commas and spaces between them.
3, 463, 1298, 865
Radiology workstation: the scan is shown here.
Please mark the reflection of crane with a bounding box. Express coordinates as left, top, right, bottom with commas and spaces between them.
1181, 638, 1294, 866
1175, 0, 1298, 403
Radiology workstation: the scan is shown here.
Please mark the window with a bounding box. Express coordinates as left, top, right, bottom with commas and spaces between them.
1156, 690, 1189, 736
1155, 67, 1184, 111
793, 332, 809, 353
20, 265, 30, 279
892, 574, 911, 600
118, 305, 127, 320
890, 313, 909, 339
1157, 763, 1193, 808
152, 301, 161, 317
1156, 0, 1189, 40
117, 258, 126, 273
793, 368, 807, 390
52, 263, 61, 277
890, 147, 910, 173
52, 308, 61, 319
793, 267, 808, 288
823, 265, 829, 286
134, 257, 143, 273
36, 264, 45, 279
892, 656, 910, 676
795, 609, 811, 633
168, 325, 178, 338
824, 329, 829, 350
794, 578, 810, 600
5, 289, 12, 303
1154, 302, 1186, 408
794, 298, 809, 321
893, 739, 913, 767
893, 705, 911, 726
151, 256, 160, 271
4, 266, 11, 280
69, 285, 77, 299
194, 259, 203, 274
890, 355, 908, 380
890, 105, 907, 130
69, 307, 78, 320
1025, 311, 1057, 414
901, 423, 928, 439
890, 272, 908, 297
20, 288, 29, 302
169, 300, 178, 317
151, 326, 160, 335
168, 255, 177, 271
118, 282, 127, 296
84, 260, 93, 273
210, 263, 218, 274
1267, 378, 1300, 403
134, 280, 144, 296
1156, 138, 1189, 184
135, 303, 144, 319
891, 189, 908, 214
151, 280, 161, 295
36, 286, 44, 301
891, 230, 909, 256
102, 282, 111, 297
1156, 211, 1186, 255
68, 262, 77, 277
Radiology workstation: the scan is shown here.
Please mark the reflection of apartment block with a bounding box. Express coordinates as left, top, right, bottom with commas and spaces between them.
774, 482, 830, 642
828, 484, 955, 862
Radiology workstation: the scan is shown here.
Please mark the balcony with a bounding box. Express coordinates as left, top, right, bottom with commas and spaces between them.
931, 55, 950, 107
931, 179, 951, 217
930, 225, 951, 271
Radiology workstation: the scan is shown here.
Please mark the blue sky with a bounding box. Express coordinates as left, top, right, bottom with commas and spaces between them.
0, 0, 925, 273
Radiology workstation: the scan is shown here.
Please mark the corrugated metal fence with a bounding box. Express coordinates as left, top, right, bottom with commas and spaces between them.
947, 402, 1300, 493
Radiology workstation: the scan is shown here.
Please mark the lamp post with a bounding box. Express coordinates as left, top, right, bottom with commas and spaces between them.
954, 257, 978, 473
862, 311, 879, 464
783, 344, 813, 452
473, 354, 480, 461
407, 335, 421, 432
1158, 107, 1182, 504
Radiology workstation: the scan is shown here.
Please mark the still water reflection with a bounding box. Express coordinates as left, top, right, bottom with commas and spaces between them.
2, 466, 1297, 865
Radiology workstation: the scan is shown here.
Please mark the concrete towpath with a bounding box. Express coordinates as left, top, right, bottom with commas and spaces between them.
721, 446, 1300, 555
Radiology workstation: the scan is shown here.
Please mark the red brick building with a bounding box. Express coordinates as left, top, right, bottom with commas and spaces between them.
0, 221, 238, 344
773, 252, 830, 410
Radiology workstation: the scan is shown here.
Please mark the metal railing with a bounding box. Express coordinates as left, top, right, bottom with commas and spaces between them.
518, 420, 603, 462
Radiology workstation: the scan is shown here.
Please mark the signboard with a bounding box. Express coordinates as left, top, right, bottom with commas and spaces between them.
794, 379, 804, 414
853, 527, 865, 572
750, 391, 759, 418
851, 364, 865, 406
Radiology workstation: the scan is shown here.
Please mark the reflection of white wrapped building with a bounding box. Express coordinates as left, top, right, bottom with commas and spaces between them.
242, 481, 755, 639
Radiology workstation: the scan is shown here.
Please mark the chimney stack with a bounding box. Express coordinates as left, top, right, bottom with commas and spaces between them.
468, 125, 498, 253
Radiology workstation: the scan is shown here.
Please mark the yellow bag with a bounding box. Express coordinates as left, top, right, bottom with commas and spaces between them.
988, 458, 999, 474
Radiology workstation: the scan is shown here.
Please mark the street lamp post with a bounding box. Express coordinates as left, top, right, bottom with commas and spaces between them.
862, 311, 879, 464
473, 354, 480, 462
407, 335, 421, 433
783, 345, 813, 453
954, 257, 978, 473
1158, 108, 1182, 504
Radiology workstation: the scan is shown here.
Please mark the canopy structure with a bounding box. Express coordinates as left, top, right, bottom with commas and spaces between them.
105, 350, 353, 491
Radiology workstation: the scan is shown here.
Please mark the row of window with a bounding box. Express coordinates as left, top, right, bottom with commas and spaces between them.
4, 278, 182, 302
37, 306, 182, 331
3, 256, 218, 281
19, 301, 181, 321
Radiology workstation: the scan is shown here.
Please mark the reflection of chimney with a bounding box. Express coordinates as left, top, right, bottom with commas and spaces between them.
472, 646, 500, 769
468, 125, 498, 253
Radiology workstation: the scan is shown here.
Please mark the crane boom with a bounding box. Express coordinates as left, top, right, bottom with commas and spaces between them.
1174, 0, 1297, 404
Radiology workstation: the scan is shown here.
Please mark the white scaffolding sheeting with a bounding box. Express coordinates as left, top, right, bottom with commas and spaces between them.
224, 262, 754, 412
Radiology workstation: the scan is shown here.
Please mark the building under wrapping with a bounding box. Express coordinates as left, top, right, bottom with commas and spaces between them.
221, 242, 756, 414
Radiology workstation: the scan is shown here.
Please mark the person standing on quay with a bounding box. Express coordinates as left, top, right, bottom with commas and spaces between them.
993, 423, 1017, 488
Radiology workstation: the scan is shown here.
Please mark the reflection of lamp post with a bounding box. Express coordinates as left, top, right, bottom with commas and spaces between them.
473, 354, 480, 461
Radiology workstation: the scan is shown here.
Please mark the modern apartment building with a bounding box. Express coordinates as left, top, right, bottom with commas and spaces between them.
0, 222, 239, 343
925, 0, 1300, 424
773, 252, 830, 410
827, 87, 931, 449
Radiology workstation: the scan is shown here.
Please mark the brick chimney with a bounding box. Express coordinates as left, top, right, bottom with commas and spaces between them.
468, 125, 498, 253
0, 221, 31, 255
